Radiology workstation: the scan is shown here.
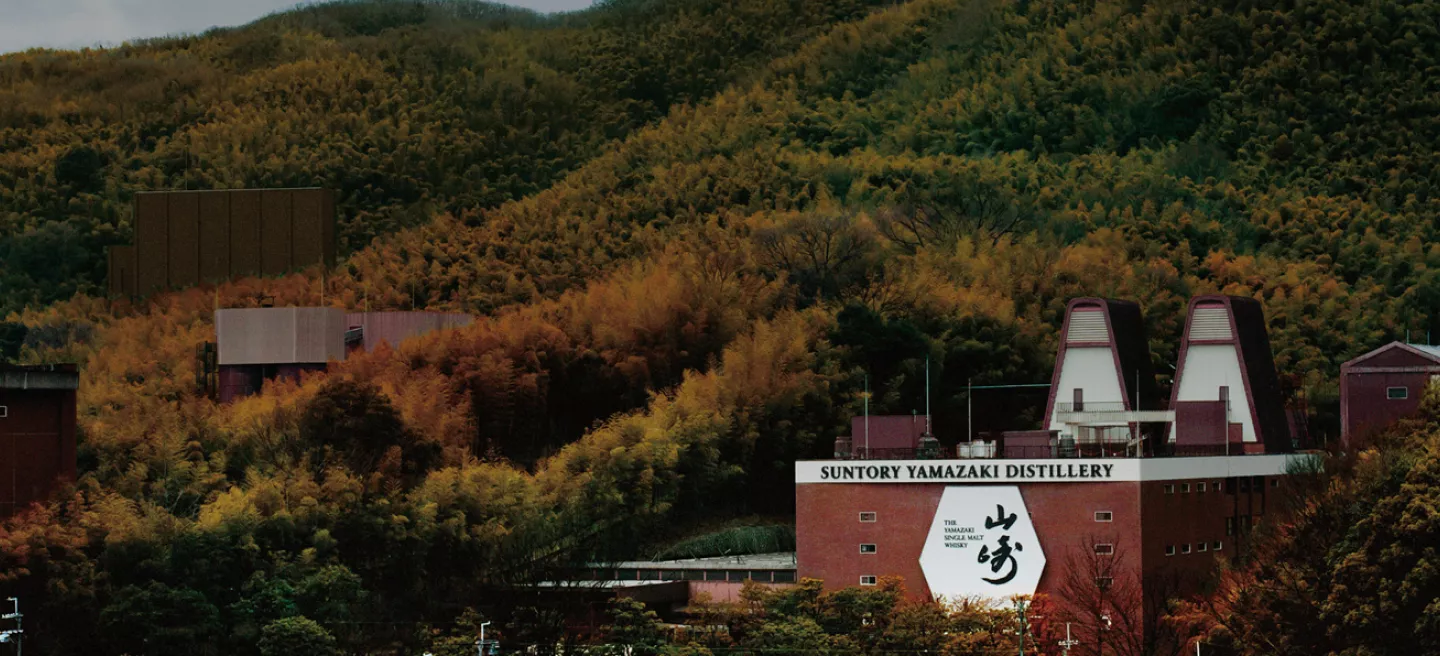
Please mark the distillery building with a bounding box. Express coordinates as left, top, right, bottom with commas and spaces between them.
796, 296, 1316, 642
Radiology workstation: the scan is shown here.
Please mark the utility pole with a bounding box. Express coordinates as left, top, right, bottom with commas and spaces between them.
1, 597, 22, 656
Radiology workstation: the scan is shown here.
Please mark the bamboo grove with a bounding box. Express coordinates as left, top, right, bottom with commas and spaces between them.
2, 0, 1440, 653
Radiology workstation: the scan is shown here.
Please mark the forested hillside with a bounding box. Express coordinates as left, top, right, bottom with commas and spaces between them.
0, 0, 891, 314
3, 0, 1440, 653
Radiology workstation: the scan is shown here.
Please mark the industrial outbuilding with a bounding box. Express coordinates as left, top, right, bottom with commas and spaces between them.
0, 364, 79, 517
107, 188, 336, 297
1340, 341, 1440, 448
213, 307, 473, 401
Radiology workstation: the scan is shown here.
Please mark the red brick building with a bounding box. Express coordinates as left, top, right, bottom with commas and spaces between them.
1340, 342, 1440, 448
797, 297, 1314, 647
0, 365, 79, 517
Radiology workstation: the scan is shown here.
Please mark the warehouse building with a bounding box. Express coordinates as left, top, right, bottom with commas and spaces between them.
108, 188, 336, 297
214, 307, 472, 401
0, 364, 79, 517
1340, 341, 1440, 448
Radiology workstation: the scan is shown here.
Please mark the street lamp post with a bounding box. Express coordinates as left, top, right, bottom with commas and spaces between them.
477, 621, 492, 656
1058, 622, 1079, 656
1, 597, 21, 656
1014, 598, 1028, 656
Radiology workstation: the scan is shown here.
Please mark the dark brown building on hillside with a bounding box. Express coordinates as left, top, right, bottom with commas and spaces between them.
1341, 342, 1440, 448
107, 188, 336, 297
0, 365, 79, 517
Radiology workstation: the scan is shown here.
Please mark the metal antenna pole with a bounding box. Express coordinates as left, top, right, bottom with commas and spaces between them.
864, 375, 870, 458
967, 377, 973, 444
925, 356, 932, 435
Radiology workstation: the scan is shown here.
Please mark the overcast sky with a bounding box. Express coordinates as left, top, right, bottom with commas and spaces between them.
0, 0, 595, 54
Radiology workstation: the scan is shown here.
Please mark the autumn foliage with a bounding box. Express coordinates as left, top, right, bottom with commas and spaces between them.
2, 0, 1440, 653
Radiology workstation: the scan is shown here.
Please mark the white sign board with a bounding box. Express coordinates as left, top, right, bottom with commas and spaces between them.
794, 454, 1307, 484
919, 486, 1045, 601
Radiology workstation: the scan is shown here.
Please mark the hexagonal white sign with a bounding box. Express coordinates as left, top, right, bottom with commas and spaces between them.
919, 486, 1045, 601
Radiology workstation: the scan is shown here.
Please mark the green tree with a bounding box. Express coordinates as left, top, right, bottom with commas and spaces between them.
99, 582, 222, 656
259, 616, 339, 656
604, 597, 667, 655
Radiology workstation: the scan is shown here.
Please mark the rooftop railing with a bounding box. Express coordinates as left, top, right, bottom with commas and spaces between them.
840, 442, 1236, 460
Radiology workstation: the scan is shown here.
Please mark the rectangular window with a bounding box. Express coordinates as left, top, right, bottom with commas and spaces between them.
1094, 544, 1115, 555
773, 571, 797, 583
1182, 544, 1192, 554
682, 569, 704, 581
1388, 386, 1410, 400
727, 570, 748, 582
1271, 479, 1280, 488
1181, 483, 1191, 493
1213, 541, 1223, 551
749, 571, 773, 582
1216, 480, 1223, 492
1094, 511, 1113, 522
704, 570, 727, 581
1163, 484, 1175, 494
616, 569, 638, 580
1096, 577, 1114, 590
1198, 482, 1207, 493
1165, 545, 1175, 556
860, 575, 878, 586
0, 405, 7, 418
859, 543, 877, 554
1198, 542, 1208, 552
1074, 388, 1085, 412
1226, 517, 1234, 536
859, 511, 877, 523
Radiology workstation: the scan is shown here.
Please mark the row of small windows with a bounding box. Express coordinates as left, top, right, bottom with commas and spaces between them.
1164, 477, 1280, 495
597, 569, 796, 583
1166, 541, 1222, 555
